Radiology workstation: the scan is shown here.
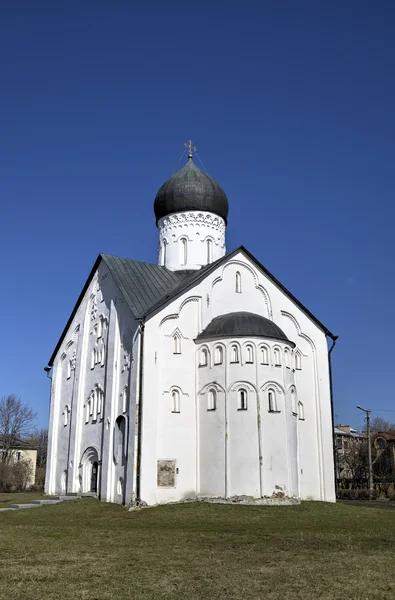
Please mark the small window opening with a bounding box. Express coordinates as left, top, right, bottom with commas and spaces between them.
291, 389, 297, 415
274, 348, 281, 366
199, 348, 208, 367
208, 389, 216, 411
285, 348, 290, 368
206, 239, 213, 264
268, 390, 277, 412
238, 389, 247, 410
214, 346, 223, 365
180, 238, 187, 266
261, 346, 269, 365
172, 390, 180, 413
173, 335, 181, 354
236, 271, 242, 293
230, 344, 239, 363
298, 401, 304, 420
246, 345, 254, 363
295, 352, 302, 370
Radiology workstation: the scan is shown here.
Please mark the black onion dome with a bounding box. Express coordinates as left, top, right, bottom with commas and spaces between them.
154, 158, 229, 225
195, 312, 295, 346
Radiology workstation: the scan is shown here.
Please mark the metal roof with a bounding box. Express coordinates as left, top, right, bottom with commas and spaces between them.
100, 255, 190, 318
195, 311, 294, 345
154, 157, 229, 224
47, 246, 336, 367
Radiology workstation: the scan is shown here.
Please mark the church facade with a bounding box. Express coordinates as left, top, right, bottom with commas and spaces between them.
45, 150, 337, 505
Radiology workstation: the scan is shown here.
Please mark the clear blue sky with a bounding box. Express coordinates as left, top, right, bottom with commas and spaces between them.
1, 1, 395, 431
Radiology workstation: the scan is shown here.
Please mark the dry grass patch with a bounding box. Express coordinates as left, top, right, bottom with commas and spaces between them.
0, 500, 395, 599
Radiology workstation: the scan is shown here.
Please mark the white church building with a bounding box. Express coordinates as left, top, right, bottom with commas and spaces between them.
45, 147, 337, 505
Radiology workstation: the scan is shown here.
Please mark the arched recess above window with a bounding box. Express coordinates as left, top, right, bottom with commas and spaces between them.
206, 239, 213, 264
199, 347, 209, 367
236, 271, 242, 293
207, 389, 216, 411
230, 344, 239, 363
245, 344, 254, 364
180, 238, 187, 266
260, 345, 269, 365
273, 347, 281, 366
214, 346, 223, 365
268, 389, 279, 413
171, 389, 180, 413
238, 389, 247, 410
298, 401, 305, 420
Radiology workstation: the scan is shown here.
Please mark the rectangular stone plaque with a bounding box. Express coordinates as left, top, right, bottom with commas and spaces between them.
157, 459, 176, 488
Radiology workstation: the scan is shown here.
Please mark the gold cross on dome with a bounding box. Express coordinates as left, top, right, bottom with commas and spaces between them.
184, 139, 197, 158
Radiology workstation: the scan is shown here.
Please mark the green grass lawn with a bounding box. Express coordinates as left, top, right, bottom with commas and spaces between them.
1, 500, 395, 600
0, 491, 48, 508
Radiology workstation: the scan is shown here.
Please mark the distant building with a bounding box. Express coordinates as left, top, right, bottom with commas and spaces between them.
334, 425, 365, 479
0, 437, 37, 487
372, 431, 395, 479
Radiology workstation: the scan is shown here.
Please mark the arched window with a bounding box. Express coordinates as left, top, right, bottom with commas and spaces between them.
230, 344, 239, 363
171, 390, 180, 413
268, 390, 277, 412
238, 389, 247, 410
180, 238, 187, 266
298, 401, 304, 420
206, 239, 213, 264
99, 341, 105, 366
246, 345, 254, 363
376, 437, 386, 450
208, 389, 216, 411
173, 335, 181, 354
122, 386, 128, 413
91, 348, 96, 369
67, 360, 72, 379
114, 415, 126, 466
63, 405, 70, 427
161, 240, 167, 266
291, 388, 297, 415
199, 348, 208, 367
295, 352, 302, 370
97, 386, 104, 416
236, 271, 242, 293
260, 346, 269, 365
274, 347, 281, 366
285, 348, 290, 368
214, 346, 223, 365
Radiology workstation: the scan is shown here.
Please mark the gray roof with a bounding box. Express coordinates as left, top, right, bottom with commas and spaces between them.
195, 312, 294, 346
47, 246, 336, 367
100, 255, 191, 318
154, 158, 229, 224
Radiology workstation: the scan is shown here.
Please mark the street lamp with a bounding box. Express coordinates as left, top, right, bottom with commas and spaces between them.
357, 405, 373, 500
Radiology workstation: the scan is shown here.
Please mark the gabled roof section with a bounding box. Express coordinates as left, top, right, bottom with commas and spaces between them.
47, 246, 336, 367
100, 254, 190, 318
144, 246, 336, 339
47, 254, 191, 366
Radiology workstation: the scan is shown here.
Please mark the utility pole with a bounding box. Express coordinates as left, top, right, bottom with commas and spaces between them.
357, 405, 373, 500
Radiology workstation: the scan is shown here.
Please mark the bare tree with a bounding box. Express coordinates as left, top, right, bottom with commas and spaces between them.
28, 428, 48, 468
370, 417, 395, 433
341, 439, 370, 482
0, 395, 36, 464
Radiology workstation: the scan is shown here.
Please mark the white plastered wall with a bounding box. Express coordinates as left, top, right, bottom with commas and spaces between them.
140, 249, 335, 505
